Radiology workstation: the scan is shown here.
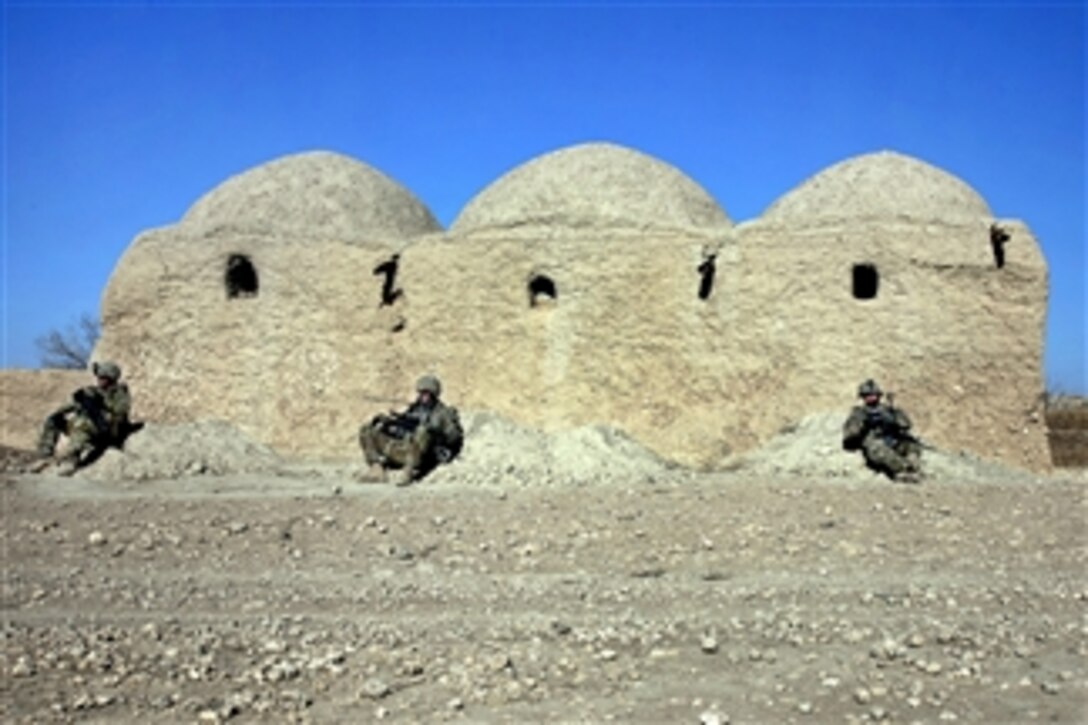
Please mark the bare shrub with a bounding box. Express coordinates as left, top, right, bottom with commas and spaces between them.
35, 314, 99, 370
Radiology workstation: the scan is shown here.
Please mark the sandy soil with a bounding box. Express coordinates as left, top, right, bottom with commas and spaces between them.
2, 454, 1085, 724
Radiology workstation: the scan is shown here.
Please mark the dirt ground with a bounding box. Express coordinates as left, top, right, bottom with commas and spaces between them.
2, 455, 1086, 724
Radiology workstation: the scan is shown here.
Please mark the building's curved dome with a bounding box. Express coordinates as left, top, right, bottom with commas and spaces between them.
762, 151, 992, 225
180, 151, 441, 242
451, 142, 730, 235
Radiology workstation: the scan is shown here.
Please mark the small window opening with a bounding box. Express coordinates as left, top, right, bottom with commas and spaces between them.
990, 224, 1009, 269
373, 254, 402, 306
226, 254, 258, 298
528, 274, 557, 308
852, 263, 879, 300
697, 254, 717, 300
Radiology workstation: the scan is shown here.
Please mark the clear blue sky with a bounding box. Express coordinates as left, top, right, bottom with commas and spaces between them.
3, 1, 1085, 393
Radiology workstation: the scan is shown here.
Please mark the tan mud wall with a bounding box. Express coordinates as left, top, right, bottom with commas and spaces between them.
91, 219, 1049, 471
730, 218, 1049, 471
396, 219, 1048, 471
394, 231, 741, 467
94, 228, 418, 460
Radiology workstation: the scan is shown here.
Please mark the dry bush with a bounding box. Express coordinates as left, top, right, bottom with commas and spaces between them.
35, 314, 99, 370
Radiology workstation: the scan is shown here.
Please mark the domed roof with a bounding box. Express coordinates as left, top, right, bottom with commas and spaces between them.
451, 142, 730, 235
762, 151, 992, 225
180, 151, 441, 242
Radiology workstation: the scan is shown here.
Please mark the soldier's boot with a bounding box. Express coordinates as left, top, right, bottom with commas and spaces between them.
395, 467, 417, 487
895, 471, 922, 484
30, 422, 63, 472
396, 444, 424, 487
55, 459, 80, 477
30, 441, 57, 473
54, 435, 89, 478
905, 451, 925, 482
356, 462, 387, 483
28, 457, 56, 474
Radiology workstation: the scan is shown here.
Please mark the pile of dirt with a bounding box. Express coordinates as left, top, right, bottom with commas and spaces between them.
724, 411, 1041, 483
80, 421, 281, 482
64, 411, 1060, 487
425, 411, 678, 487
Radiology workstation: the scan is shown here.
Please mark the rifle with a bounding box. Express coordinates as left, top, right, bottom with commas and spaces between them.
865, 407, 894, 430
47, 408, 69, 431
379, 414, 420, 439
72, 388, 109, 436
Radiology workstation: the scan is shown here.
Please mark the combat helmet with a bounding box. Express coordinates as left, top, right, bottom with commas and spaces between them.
857, 379, 882, 398
416, 374, 442, 397
92, 361, 122, 381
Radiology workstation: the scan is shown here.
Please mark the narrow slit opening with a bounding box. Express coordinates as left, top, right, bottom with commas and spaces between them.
698, 254, 717, 300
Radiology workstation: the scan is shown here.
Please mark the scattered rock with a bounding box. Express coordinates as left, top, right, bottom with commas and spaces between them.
360, 678, 391, 700
722, 412, 1042, 483
425, 412, 673, 486
11, 656, 35, 677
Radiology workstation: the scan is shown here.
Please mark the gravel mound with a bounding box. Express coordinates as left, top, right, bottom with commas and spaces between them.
80, 421, 282, 481
425, 411, 676, 487
68, 412, 1055, 486
725, 411, 1041, 483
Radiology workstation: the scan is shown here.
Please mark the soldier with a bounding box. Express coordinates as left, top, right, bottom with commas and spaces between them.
842, 379, 924, 483
358, 375, 463, 486
34, 361, 133, 476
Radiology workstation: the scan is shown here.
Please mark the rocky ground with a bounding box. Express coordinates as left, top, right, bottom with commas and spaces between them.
2, 421, 1086, 723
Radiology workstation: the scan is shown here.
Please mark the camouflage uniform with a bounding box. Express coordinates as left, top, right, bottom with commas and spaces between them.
38, 361, 132, 475
843, 380, 923, 481
359, 375, 463, 485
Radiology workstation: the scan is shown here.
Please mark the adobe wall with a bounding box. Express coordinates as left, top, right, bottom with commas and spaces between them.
393, 229, 781, 468
394, 219, 1048, 471
731, 217, 1050, 471
91, 217, 1050, 472
81, 146, 1054, 473
94, 227, 421, 460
